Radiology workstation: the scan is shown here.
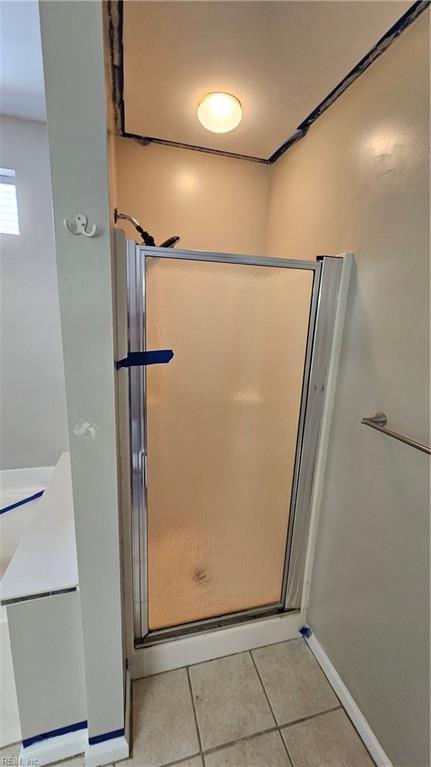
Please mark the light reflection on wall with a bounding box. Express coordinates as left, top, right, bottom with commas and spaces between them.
175, 170, 198, 193
365, 126, 405, 157
231, 390, 261, 405
361, 125, 412, 184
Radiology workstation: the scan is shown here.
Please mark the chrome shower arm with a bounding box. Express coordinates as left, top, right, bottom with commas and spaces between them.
115, 210, 140, 229
114, 208, 180, 248
114, 208, 155, 246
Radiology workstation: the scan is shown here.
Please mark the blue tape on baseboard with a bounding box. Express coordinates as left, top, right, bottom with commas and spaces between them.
88, 728, 125, 746
299, 625, 312, 639
116, 350, 174, 370
23, 720, 88, 748
0, 489, 44, 516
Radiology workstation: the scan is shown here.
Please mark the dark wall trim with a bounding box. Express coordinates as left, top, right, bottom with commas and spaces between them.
112, 0, 429, 165
125, 134, 268, 164
296, 1, 429, 135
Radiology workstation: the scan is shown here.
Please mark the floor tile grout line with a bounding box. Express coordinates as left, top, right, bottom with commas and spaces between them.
200, 705, 345, 757
277, 725, 295, 767
276, 705, 343, 766
249, 659, 342, 767
162, 706, 348, 767
278, 705, 377, 767
186, 665, 205, 756
158, 750, 202, 767
201, 725, 280, 757
249, 649, 279, 728
279, 703, 342, 730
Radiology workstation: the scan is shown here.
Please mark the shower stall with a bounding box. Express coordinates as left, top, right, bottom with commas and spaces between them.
123, 242, 343, 646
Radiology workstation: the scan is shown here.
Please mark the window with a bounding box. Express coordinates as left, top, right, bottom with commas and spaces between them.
0, 168, 20, 235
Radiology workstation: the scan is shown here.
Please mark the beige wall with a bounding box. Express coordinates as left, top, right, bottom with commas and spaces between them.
266, 12, 429, 767
116, 139, 269, 255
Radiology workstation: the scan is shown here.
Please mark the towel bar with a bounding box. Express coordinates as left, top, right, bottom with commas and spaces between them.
361, 412, 430, 455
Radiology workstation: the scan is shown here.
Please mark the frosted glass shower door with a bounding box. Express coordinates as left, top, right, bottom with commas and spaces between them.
145, 255, 314, 631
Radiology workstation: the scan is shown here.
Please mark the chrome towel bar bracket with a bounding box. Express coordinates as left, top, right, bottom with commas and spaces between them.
361, 412, 431, 455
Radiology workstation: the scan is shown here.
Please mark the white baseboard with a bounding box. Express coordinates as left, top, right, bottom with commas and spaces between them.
19, 728, 87, 767
306, 632, 393, 767
85, 736, 129, 767
130, 611, 305, 678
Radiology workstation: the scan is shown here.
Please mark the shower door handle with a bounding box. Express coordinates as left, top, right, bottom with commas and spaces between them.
140, 450, 148, 488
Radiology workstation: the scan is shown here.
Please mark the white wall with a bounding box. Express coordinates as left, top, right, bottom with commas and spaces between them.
266, 12, 429, 767
116, 139, 269, 255
39, 0, 125, 746
0, 116, 68, 470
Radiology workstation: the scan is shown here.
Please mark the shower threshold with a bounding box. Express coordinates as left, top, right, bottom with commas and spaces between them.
135, 602, 294, 647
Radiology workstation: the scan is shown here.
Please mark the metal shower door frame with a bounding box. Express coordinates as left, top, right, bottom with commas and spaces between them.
126, 243, 342, 643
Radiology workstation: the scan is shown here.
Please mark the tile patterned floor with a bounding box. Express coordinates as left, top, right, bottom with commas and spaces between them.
120, 638, 375, 767
0, 639, 374, 767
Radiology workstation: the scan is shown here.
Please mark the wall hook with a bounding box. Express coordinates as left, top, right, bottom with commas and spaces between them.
64, 214, 98, 238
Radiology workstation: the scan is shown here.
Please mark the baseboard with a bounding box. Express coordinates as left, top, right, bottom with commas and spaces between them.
130, 610, 305, 678
305, 632, 393, 767
85, 736, 129, 767
19, 728, 87, 767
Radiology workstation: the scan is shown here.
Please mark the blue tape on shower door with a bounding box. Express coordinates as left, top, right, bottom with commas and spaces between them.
115, 350, 174, 370
0, 489, 44, 515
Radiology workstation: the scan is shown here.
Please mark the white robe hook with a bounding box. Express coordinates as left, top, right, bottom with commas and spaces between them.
64, 214, 98, 237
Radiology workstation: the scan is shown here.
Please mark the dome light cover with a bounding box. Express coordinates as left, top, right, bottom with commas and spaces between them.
197, 92, 242, 133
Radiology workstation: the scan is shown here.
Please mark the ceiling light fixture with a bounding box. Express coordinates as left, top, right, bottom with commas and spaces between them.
197, 92, 242, 133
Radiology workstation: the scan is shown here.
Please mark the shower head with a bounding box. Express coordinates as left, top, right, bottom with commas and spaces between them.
114, 208, 180, 249
159, 236, 181, 249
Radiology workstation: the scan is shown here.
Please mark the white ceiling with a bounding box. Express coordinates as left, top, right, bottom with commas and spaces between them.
0, 0, 46, 122
123, 1, 412, 159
